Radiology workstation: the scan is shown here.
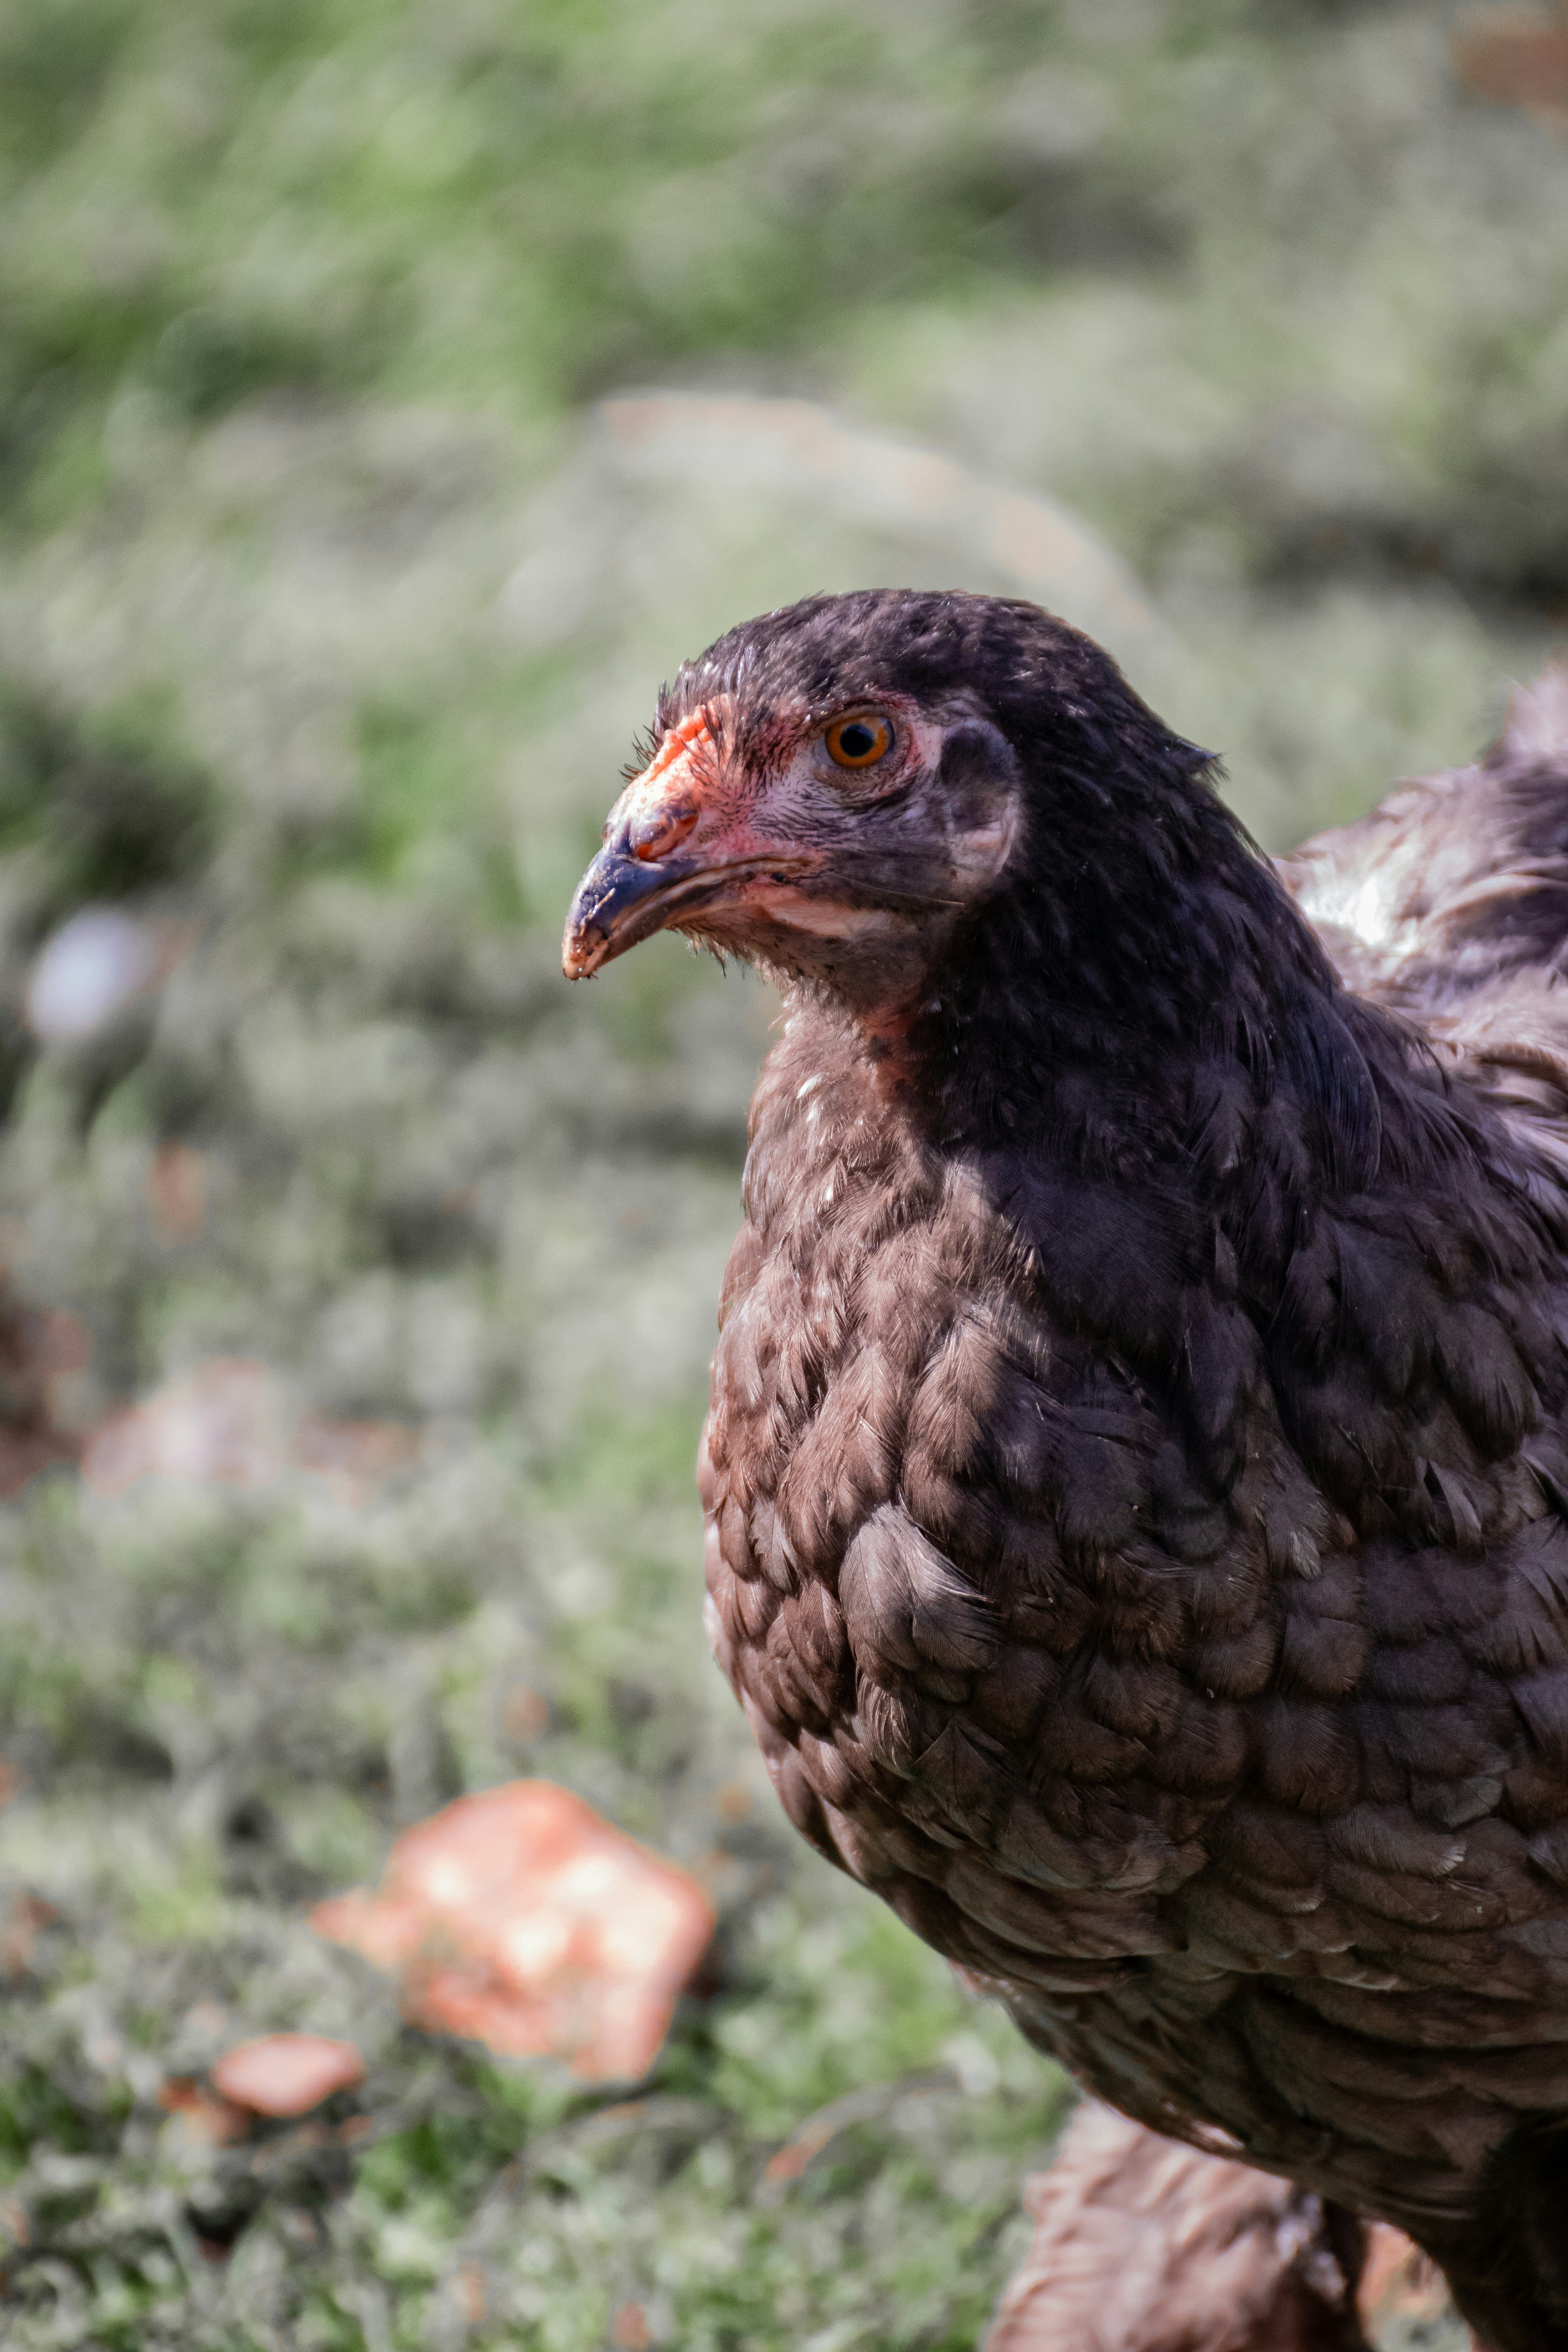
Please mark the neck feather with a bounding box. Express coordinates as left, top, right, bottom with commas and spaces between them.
837, 771, 1383, 1195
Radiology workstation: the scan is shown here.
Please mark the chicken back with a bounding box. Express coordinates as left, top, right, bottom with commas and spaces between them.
563, 592, 1568, 2351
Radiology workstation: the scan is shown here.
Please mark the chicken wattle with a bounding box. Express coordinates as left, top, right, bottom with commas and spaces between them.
563, 591, 1568, 2352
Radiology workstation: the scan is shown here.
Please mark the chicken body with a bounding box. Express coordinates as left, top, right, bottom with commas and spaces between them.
564, 594, 1568, 2352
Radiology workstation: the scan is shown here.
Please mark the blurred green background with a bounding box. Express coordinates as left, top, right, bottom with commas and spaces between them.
0, 1, 1563, 2344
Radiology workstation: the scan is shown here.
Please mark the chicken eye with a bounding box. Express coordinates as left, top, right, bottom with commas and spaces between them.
825, 714, 893, 769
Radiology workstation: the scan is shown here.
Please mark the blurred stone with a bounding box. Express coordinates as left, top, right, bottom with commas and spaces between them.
502, 392, 1167, 678
25, 908, 159, 1041
210, 2032, 366, 2119
311, 1780, 715, 2081
1453, 9, 1568, 125
148, 1142, 208, 1239
81, 1356, 417, 1502
83, 1359, 287, 1493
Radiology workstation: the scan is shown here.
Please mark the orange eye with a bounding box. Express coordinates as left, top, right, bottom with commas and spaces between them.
824, 713, 893, 769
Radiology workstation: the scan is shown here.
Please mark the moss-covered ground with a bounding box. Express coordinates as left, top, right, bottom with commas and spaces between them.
0, 2, 1562, 2342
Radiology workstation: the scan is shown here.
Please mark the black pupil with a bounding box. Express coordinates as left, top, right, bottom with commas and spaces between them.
840, 722, 878, 759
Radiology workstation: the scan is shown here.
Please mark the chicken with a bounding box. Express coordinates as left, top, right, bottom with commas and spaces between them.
563, 591, 1568, 2352
983, 2099, 1375, 2352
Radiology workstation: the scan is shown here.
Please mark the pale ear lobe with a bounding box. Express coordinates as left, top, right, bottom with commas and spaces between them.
935, 720, 1022, 893
936, 719, 1020, 824
948, 793, 1021, 895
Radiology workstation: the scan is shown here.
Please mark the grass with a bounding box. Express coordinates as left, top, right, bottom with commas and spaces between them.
0, 0, 1562, 2341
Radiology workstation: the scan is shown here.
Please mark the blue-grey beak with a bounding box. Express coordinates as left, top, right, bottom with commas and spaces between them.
561, 841, 710, 979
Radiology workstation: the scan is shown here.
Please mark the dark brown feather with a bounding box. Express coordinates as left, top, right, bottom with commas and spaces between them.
583, 599, 1568, 2351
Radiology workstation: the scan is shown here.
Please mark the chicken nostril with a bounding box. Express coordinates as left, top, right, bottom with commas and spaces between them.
630, 800, 700, 863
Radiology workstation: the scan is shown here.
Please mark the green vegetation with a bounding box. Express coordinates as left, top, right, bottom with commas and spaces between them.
0, 0, 1559, 2341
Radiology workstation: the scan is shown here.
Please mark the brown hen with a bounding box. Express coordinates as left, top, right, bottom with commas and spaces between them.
563, 593, 1568, 2350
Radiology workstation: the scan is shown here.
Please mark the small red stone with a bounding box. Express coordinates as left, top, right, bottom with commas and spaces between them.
210, 2033, 366, 2119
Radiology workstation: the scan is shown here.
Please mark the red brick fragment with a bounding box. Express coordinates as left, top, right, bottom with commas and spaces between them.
312, 1780, 715, 2082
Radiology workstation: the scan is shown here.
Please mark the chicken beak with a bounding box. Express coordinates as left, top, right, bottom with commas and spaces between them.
564, 708, 815, 977
562, 841, 714, 978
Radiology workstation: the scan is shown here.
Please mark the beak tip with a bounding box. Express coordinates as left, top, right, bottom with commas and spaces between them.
561, 848, 665, 982
563, 834, 729, 981
562, 887, 608, 980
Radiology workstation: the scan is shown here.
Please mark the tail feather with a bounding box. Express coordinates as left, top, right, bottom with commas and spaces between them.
1279, 662, 1568, 1162
1499, 666, 1568, 768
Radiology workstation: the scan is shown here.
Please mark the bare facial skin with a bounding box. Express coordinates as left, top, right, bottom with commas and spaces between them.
562, 691, 1021, 1016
